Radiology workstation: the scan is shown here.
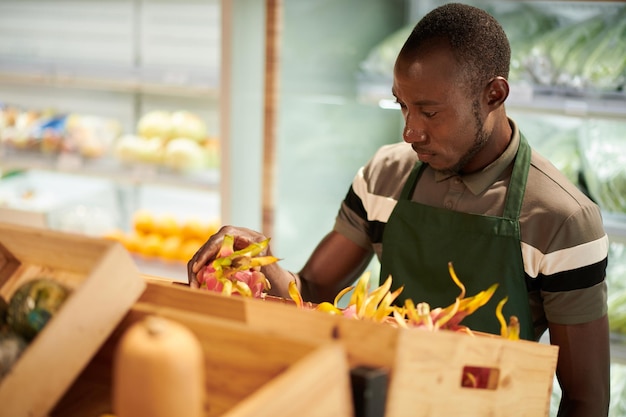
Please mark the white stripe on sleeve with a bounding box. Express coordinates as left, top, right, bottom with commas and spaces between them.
352, 167, 398, 223
522, 234, 609, 278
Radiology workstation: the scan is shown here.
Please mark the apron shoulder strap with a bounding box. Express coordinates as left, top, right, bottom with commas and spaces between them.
502, 134, 531, 220
400, 161, 425, 200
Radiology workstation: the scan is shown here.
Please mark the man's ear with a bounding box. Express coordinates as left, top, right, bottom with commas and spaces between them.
485, 76, 509, 107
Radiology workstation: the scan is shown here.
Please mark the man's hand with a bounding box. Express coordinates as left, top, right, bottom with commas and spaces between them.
187, 225, 271, 288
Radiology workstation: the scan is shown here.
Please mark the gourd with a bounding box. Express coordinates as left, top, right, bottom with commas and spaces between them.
112, 315, 205, 417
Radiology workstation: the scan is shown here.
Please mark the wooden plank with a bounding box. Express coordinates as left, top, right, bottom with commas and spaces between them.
385, 329, 558, 417
134, 281, 559, 416
53, 301, 353, 417
0, 223, 146, 417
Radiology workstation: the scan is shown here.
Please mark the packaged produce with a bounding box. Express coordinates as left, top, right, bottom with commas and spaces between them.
525, 13, 607, 87
579, 119, 626, 214
115, 109, 217, 171
0, 104, 122, 158
577, 6, 626, 92
487, 3, 559, 82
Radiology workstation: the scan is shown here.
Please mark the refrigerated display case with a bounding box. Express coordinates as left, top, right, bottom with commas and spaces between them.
0, 0, 270, 280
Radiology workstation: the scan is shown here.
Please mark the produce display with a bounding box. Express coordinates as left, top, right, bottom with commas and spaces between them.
579, 120, 626, 214
196, 236, 520, 340
606, 242, 626, 335
524, 6, 626, 92
0, 104, 122, 158
0, 105, 220, 173
0, 278, 71, 380
114, 110, 219, 172
104, 209, 220, 263
359, 3, 626, 94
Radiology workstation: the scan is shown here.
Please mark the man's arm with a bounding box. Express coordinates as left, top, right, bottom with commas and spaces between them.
294, 231, 373, 303
549, 314, 610, 417
188, 226, 372, 302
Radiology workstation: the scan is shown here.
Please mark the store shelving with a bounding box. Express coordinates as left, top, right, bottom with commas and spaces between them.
0, 60, 219, 99
0, 149, 220, 192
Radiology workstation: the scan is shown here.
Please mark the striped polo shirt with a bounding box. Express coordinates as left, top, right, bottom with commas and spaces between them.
334, 119, 608, 337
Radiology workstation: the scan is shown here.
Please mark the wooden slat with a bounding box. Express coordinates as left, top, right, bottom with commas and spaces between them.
134, 281, 560, 417
261, 0, 282, 238
53, 301, 353, 417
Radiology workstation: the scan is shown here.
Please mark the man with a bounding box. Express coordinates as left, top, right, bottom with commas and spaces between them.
189, 4, 610, 416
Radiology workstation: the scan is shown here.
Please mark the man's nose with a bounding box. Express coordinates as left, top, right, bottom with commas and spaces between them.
403, 125, 426, 143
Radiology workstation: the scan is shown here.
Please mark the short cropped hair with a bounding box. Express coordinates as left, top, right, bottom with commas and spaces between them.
398, 3, 510, 94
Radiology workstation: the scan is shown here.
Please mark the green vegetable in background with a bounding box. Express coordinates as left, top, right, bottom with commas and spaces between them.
533, 128, 581, 186
579, 120, 626, 214
578, 7, 626, 91
488, 4, 559, 82
525, 13, 607, 86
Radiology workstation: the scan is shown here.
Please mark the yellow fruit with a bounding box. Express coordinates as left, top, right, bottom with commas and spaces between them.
155, 215, 181, 237
124, 232, 144, 254
177, 239, 204, 262
139, 233, 164, 258
180, 218, 220, 241
180, 219, 204, 241
160, 235, 183, 261
133, 210, 156, 234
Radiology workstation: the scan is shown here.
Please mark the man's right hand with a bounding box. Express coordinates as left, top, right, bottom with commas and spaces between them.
186, 225, 273, 289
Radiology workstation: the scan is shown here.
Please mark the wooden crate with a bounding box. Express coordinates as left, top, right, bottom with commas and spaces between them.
52, 302, 354, 417
0, 222, 147, 417
138, 280, 560, 417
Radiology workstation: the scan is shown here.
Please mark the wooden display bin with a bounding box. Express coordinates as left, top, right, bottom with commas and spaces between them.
138, 280, 560, 417
0, 222, 147, 417
52, 302, 354, 417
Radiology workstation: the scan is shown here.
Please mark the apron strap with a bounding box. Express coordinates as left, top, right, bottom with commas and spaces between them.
502, 134, 531, 221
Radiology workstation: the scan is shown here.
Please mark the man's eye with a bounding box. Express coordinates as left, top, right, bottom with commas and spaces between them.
423, 111, 437, 118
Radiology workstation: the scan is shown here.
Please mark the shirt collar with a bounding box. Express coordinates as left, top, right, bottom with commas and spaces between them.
434, 119, 520, 196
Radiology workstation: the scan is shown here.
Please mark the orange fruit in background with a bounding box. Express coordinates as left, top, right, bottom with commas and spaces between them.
180, 218, 220, 241
124, 231, 144, 254
177, 238, 204, 262
160, 235, 183, 261
180, 218, 204, 241
155, 215, 181, 237
139, 233, 164, 258
133, 210, 156, 234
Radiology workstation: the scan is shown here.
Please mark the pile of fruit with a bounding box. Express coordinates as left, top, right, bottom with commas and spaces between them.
0, 104, 122, 158
288, 263, 519, 340
196, 236, 519, 340
1, 278, 71, 380
114, 110, 219, 173
104, 210, 219, 263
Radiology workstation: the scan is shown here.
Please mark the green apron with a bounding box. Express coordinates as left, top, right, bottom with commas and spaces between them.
380, 136, 535, 340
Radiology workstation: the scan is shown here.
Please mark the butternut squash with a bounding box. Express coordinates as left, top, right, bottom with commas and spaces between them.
112, 315, 205, 417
